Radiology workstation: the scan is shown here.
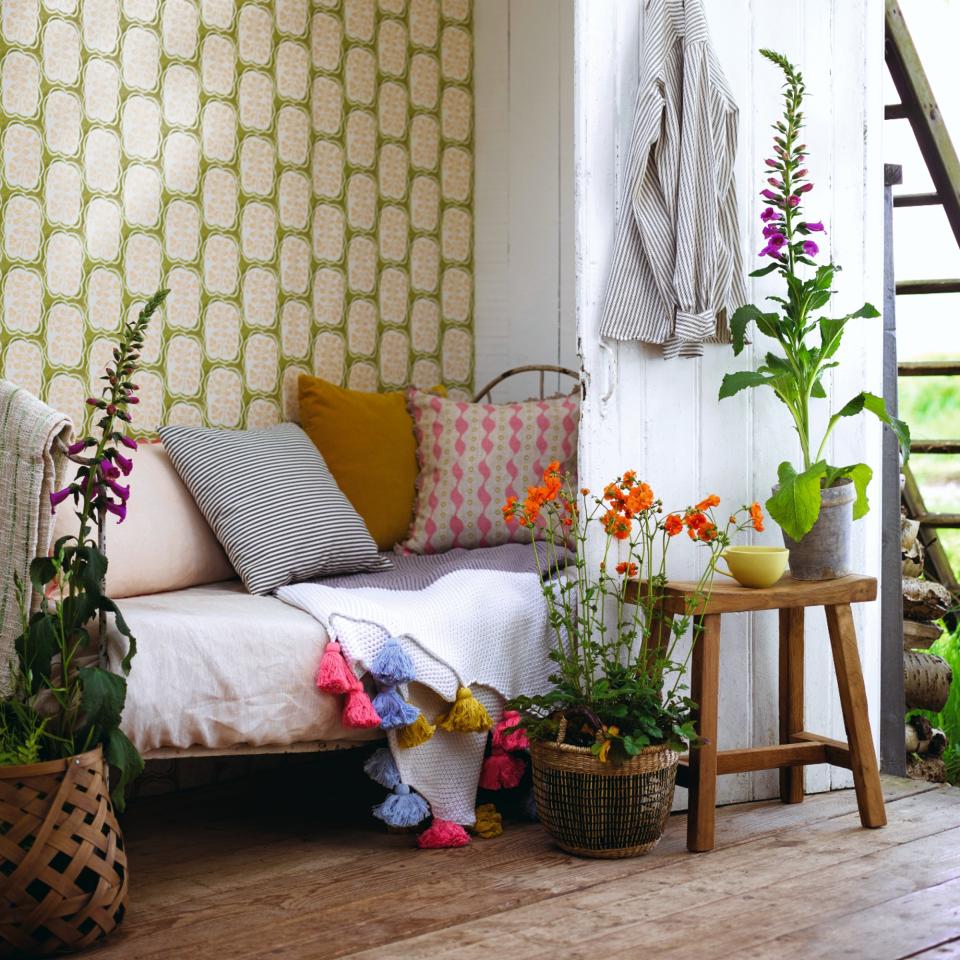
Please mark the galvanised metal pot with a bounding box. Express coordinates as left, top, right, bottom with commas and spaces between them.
777, 479, 855, 581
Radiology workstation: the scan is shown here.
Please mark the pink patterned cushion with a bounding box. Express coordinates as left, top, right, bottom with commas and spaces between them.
401, 389, 580, 554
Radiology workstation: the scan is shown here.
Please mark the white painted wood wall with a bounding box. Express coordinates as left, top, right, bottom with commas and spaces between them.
575, 0, 885, 805
473, 0, 577, 400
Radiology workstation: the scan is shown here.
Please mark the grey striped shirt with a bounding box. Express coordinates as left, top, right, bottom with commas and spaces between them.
600, 0, 746, 359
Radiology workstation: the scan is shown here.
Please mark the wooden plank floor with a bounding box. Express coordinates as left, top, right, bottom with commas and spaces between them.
88, 752, 960, 960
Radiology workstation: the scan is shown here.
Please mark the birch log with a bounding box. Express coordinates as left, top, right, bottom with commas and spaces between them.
904, 652, 953, 712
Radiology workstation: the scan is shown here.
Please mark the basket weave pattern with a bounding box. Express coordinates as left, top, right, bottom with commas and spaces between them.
0, 748, 128, 957
531, 739, 679, 858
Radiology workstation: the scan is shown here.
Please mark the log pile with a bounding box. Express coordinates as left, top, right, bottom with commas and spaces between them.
900, 515, 955, 781
906, 714, 949, 783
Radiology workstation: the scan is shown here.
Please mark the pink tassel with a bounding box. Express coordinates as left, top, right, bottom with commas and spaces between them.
492, 710, 530, 753
479, 750, 527, 790
316, 640, 356, 694
342, 687, 382, 728
417, 819, 470, 849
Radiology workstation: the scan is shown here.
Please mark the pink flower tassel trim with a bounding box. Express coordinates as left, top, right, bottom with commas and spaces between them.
316, 640, 355, 695
479, 750, 527, 790
417, 819, 470, 849
342, 683, 382, 729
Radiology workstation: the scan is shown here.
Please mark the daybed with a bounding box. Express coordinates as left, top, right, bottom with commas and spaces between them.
48, 366, 579, 764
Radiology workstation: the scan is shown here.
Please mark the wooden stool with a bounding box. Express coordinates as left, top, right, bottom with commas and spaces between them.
631, 575, 886, 852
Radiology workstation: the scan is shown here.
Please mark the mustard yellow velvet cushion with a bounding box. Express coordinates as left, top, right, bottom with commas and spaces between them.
298, 375, 418, 550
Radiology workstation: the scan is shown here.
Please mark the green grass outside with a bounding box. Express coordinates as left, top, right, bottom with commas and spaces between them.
898, 364, 960, 575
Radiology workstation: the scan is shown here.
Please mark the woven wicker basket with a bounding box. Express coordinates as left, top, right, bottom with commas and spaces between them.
530, 729, 679, 859
0, 747, 128, 957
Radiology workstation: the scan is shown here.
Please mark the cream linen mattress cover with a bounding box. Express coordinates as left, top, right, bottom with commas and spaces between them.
105, 580, 378, 753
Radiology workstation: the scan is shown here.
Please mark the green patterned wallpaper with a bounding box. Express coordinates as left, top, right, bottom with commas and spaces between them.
0, 0, 474, 433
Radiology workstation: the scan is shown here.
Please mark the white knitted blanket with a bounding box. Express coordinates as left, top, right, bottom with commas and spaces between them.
0, 380, 72, 690
277, 544, 565, 825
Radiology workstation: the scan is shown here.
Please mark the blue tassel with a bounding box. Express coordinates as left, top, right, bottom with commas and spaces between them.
370, 636, 416, 685
372, 686, 419, 730
372, 783, 430, 828
364, 748, 400, 789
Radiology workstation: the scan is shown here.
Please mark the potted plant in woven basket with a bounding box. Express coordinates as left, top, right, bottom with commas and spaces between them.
502, 466, 763, 858
718, 49, 910, 580
0, 289, 167, 957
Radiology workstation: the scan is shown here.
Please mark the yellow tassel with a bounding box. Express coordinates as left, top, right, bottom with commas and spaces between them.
472, 803, 503, 839
436, 686, 493, 733
396, 713, 435, 749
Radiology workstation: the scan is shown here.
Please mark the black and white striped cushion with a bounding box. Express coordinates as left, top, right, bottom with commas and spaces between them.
159, 423, 391, 595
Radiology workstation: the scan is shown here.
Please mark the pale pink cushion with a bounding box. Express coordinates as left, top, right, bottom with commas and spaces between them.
53, 442, 236, 598
401, 389, 580, 554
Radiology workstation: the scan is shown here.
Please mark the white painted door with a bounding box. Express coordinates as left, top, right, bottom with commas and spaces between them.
574, 0, 885, 804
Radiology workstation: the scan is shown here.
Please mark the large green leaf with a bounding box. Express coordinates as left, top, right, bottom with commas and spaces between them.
718, 371, 775, 400
824, 462, 874, 520
730, 304, 778, 356
97, 597, 137, 674
105, 727, 144, 812
835, 391, 911, 460
765, 460, 828, 541
16, 613, 61, 692
28, 556, 57, 595
79, 666, 127, 732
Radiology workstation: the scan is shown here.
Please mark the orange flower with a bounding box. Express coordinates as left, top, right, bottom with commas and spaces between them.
624, 482, 654, 516
580, 487, 590, 496
615, 561, 638, 577
603, 482, 625, 508
696, 494, 721, 511
602, 510, 632, 541
750, 501, 765, 533
502, 496, 518, 524
698, 522, 718, 542
622, 470, 637, 486
561, 516, 573, 528
664, 513, 683, 537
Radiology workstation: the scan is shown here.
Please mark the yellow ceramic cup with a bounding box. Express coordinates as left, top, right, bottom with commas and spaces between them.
717, 545, 789, 589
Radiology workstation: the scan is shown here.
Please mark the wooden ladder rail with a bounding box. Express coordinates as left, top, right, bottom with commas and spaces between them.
884, 0, 960, 593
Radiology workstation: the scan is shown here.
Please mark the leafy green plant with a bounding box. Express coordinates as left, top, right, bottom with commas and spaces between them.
914, 621, 960, 786
5, 288, 168, 808
503, 466, 763, 762
719, 49, 910, 542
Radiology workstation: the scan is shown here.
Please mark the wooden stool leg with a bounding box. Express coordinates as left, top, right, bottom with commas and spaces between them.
687, 613, 721, 852
778, 607, 805, 804
825, 603, 887, 829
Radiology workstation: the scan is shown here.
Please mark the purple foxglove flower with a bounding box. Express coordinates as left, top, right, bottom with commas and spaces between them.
50, 487, 73, 513
760, 189, 781, 202
802, 240, 819, 256
105, 500, 127, 523
760, 206, 777, 222
114, 451, 134, 476
86, 397, 100, 407
106, 477, 130, 502
119, 435, 138, 450
765, 158, 778, 167
66, 440, 87, 456
796, 182, 813, 194
100, 458, 121, 481
762, 224, 780, 238
766, 233, 786, 248
787, 195, 801, 208
804, 220, 825, 232
767, 178, 784, 189
795, 169, 808, 178
127, 395, 140, 404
